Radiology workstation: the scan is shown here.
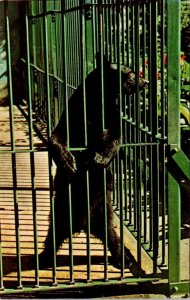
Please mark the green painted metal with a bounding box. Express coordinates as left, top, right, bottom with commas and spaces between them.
0, 0, 189, 295
42, 0, 57, 286
25, 4, 40, 287
0, 277, 160, 297
169, 282, 190, 296
167, 0, 181, 286
171, 148, 190, 180
4, 2, 23, 290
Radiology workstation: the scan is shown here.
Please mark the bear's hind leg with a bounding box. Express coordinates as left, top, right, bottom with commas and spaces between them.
89, 190, 139, 275
39, 192, 70, 268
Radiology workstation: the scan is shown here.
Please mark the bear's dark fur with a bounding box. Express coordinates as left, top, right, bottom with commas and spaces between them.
40, 55, 148, 273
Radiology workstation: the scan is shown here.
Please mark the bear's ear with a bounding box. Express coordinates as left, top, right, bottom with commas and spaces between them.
96, 52, 110, 69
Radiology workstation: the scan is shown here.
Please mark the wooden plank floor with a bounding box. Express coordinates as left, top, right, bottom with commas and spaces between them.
0, 105, 132, 290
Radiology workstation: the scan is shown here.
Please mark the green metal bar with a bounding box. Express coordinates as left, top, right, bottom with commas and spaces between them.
85, 170, 91, 282
31, 3, 37, 67
92, 1, 98, 62
148, 146, 153, 251
61, 1, 74, 284
120, 2, 125, 63
119, 155, 124, 278
146, 2, 153, 254
167, 0, 181, 284
4, 1, 23, 289
160, 0, 166, 140
134, 2, 142, 276
4, 4, 14, 152
12, 153, 22, 289
131, 5, 135, 70
150, 2, 159, 274
151, 2, 158, 137
142, 145, 148, 244
25, 3, 40, 287
54, 4, 63, 117
168, 174, 181, 282
0, 276, 160, 296
116, 3, 124, 275
112, 0, 117, 61
97, 0, 108, 281
103, 168, 108, 282
147, 2, 152, 133
43, 0, 57, 286
123, 149, 128, 222
80, 0, 88, 148
80, 0, 91, 282
171, 148, 190, 180
116, 154, 120, 212
159, 0, 166, 267
141, 2, 147, 130
169, 281, 190, 296
112, 160, 116, 207
160, 145, 166, 266
152, 143, 159, 274
128, 148, 132, 226
68, 183, 74, 284
107, 0, 113, 61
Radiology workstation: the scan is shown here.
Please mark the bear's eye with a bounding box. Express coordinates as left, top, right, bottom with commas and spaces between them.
123, 81, 130, 90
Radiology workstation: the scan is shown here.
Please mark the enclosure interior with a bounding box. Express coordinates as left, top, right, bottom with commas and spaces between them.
0, 0, 189, 293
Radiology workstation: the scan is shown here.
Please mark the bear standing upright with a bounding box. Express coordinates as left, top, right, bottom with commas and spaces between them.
40, 54, 148, 272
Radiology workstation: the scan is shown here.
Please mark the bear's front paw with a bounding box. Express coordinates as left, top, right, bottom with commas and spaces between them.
94, 152, 111, 166
63, 152, 77, 174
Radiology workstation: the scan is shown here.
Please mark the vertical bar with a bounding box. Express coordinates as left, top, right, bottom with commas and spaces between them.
159, 0, 167, 266
80, 0, 88, 147
150, 1, 159, 274
147, 1, 153, 253
134, 2, 142, 274
43, 0, 57, 286
112, 160, 116, 207
116, 155, 120, 211
61, 1, 74, 284
119, 155, 124, 278
125, 2, 130, 67
143, 144, 148, 244
116, 1, 125, 278
92, 1, 98, 61
108, 0, 113, 61
85, 171, 91, 282
128, 147, 132, 226
152, 143, 159, 274
4, 1, 23, 289
55, 2, 63, 117
112, 0, 117, 61
103, 167, 108, 282
25, 2, 39, 287
80, 0, 91, 282
141, 2, 147, 130
167, 0, 181, 284
120, 2, 125, 63
97, 0, 108, 282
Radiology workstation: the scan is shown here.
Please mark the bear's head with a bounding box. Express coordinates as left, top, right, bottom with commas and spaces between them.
96, 53, 149, 95
109, 64, 149, 94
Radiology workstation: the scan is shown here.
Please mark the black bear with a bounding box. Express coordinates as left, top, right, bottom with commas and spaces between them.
40, 55, 148, 273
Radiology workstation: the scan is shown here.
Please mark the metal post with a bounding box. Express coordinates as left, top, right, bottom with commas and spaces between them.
167, 0, 181, 284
